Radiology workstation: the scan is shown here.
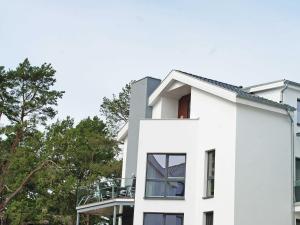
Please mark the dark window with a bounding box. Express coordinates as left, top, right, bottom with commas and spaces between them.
298, 99, 300, 125
204, 212, 214, 225
178, 94, 191, 118
205, 150, 215, 198
146, 154, 186, 198
144, 213, 184, 225
297, 219, 300, 225
295, 158, 300, 202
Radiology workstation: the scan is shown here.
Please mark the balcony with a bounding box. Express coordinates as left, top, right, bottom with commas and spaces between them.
76, 178, 135, 225
77, 178, 135, 207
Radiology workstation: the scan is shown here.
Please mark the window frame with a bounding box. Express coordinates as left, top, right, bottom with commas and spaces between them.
295, 158, 300, 202
203, 150, 215, 199
297, 99, 300, 126
143, 212, 184, 225
203, 211, 214, 225
144, 153, 186, 200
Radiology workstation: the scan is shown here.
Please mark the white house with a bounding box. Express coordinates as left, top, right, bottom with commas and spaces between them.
76, 70, 300, 225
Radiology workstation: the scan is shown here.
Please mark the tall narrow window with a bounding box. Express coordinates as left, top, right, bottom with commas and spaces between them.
297, 99, 300, 125
205, 150, 215, 198
204, 212, 214, 225
145, 154, 186, 198
144, 213, 184, 225
295, 158, 300, 202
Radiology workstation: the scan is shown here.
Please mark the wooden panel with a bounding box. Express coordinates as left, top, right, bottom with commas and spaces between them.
178, 94, 191, 118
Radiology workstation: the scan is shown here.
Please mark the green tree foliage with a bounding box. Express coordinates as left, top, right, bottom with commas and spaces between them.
99, 81, 134, 135
4, 117, 121, 225
0, 59, 64, 220
0, 59, 122, 225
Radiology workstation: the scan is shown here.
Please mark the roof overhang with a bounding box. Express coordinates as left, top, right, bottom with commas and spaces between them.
245, 79, 300, 93
149, 70, 236, 106
148, 70, 293, 115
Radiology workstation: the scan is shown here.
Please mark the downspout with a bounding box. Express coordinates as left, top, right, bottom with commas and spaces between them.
286, 109, 295, 225
281, 81, 295, 224
281, 81, 288, 103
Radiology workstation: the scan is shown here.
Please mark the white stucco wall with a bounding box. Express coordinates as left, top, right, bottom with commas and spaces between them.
283, 88, 300, 142
152, 98, 162, 119
131, 80, 298, 225
253, 88, 282, 103
234, 104, 293, 225
133, 87, 237, 225
161, 97, 178, 118
190, 87, 237, 225
121, 137, 128, 185
152, 97, 178, 119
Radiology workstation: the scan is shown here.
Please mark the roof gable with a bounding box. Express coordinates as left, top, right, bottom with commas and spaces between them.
149, 70, 295, 112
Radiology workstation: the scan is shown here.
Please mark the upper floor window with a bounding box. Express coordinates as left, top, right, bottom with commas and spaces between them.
297, 99, 300, 125
145, 153, 186, 198
204, 150, 215, 198
178, 94, 190, 118
144, 213, 184, 225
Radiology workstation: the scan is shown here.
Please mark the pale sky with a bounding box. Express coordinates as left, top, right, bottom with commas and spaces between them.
1, 0, 300, 122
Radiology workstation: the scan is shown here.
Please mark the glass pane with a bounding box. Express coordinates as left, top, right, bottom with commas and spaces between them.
144, 213, 164, 225
166, 181, 185, 197
207, 179, 214, 197
298, 100, 300, 124
168, 155, 186, 178
166, 215, 183, 225
205, 212, 213, 225
207, 151, 215, 178
295, 186, 300, 202
296, 158, 300, 180
145, 181, 165, 197
147, 154, 166, 179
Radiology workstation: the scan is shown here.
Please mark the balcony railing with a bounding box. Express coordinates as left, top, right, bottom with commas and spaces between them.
77, 178, 136, 207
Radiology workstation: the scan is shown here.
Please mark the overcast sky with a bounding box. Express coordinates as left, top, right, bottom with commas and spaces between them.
1, 0, 300, 122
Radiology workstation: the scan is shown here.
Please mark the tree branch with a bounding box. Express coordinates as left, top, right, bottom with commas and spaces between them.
0, 160, 57, 213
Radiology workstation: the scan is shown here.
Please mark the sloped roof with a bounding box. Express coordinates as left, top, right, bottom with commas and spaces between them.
175, 70, 295, 111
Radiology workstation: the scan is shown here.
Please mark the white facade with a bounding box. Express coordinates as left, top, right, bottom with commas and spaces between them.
76, 71, 300, 225
123, 71, 300, 225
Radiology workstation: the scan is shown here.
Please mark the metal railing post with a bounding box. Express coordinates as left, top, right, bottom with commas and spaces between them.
76, 213, 80, 225
113, 205, 117, 225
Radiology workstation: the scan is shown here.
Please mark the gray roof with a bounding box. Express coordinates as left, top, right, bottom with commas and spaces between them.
175, 70, 295, 111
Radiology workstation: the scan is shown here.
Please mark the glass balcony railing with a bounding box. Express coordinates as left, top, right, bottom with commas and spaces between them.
77, 178, 136, 207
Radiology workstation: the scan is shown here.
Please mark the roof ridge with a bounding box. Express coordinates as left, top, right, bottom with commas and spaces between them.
174, 70, 295, 111
174, 70, 242, 89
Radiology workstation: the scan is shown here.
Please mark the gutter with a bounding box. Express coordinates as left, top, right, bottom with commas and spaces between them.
286, 110, 295, 225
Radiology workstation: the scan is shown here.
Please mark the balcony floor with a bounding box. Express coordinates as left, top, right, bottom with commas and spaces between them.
76, 197, 134, 215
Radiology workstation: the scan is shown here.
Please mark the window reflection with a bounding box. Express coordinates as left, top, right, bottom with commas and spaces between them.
146, 154, 186, 198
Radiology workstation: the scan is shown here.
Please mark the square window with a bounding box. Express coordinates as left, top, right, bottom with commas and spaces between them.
144, 213, 184, 225
145, 154, 186, 199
